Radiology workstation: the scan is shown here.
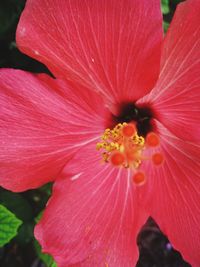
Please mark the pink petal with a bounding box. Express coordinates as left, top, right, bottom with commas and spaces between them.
35, 141, 148, 267
17, 0, 163, 103
139, 0, 200, 142
141, 121, 200, 267
0, 69, 106, 192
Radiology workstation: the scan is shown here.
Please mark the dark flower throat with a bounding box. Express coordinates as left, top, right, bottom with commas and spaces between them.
112, 102, 153, 137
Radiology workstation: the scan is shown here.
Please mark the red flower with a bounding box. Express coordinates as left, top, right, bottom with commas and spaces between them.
0, 0, 200, 266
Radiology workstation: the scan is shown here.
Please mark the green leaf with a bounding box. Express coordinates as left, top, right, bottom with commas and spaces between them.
0, 204, 22, 247
161, 0, 170, 14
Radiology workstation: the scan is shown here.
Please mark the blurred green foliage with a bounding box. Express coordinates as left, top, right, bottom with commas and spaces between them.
0, 185, 52, 266
161, 0, 170, 14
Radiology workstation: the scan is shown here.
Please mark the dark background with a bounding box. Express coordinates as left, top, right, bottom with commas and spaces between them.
0, 0, 191, 266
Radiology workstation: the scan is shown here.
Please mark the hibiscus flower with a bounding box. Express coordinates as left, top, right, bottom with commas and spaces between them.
0, 0, 200, 266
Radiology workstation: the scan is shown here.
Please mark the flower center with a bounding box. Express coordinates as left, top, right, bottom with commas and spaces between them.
112, 102, 153, 137
96, 122, 164, 185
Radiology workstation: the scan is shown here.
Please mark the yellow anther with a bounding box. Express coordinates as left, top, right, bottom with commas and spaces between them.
102, 152, 109, 162
96, 143, 102, 150
132, 135, 145, 145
